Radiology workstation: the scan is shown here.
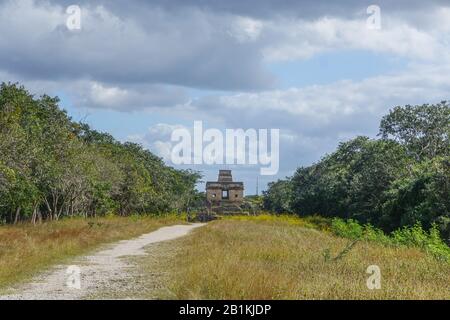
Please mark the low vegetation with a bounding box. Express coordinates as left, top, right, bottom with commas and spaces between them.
0, 214, 185, 289
330, 218, 450, 262
158, 217, 450, 299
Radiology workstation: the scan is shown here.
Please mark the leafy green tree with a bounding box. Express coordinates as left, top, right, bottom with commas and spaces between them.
289, 137, 411, 225
263, 179, 293, 214
382, 156, 450, 232
266, 102, 450, 237
379, 102, 450, 160
0, 83, 200, 223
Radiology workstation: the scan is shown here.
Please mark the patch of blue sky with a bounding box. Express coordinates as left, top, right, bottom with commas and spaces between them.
268, 49, 408, 88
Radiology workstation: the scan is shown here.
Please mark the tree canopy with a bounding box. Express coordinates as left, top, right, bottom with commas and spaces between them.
264, 102, 450, 240
0, 83, 201, 224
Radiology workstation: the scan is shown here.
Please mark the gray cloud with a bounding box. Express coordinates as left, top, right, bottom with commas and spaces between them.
2, 0, 449, 94
2, 0, 450, 189
58, 0, 450, 20
0, 0, 274, 91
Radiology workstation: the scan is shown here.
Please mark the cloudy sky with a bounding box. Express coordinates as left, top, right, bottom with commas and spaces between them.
2, 0, 450, 193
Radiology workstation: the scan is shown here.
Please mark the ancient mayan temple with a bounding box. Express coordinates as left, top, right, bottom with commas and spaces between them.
206, 170, 244, 214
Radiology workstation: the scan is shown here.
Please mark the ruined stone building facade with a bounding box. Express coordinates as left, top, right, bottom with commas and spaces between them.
206, 170, 244, 214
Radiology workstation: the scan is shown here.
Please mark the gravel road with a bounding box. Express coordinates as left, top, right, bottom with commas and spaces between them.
0, 223, 204, 300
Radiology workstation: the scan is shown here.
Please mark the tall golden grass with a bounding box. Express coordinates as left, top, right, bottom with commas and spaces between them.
0, 214, 185, 289
162, 217, 450, 299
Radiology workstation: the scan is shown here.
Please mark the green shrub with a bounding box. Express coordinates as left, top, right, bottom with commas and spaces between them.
392, 223, 450, 262
363, 224, 391, 245
330, 218, 450, 262
331, 218, 363, 239
391, 223, 429, 247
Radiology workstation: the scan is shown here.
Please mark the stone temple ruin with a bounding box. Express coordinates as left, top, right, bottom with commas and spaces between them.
206, 170, 244, 215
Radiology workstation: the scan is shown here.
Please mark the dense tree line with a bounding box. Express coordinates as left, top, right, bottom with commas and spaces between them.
0, 83, 200, 224
264, 102, 450, 240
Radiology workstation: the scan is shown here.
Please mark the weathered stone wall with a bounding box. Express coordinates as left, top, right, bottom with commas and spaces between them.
206, 188, 222, 202
228, 188, 243, 202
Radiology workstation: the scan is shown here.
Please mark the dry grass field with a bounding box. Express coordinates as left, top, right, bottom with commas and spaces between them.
0, 214, 185, 289
1, 214, 449, 299
157, 216, 450, 299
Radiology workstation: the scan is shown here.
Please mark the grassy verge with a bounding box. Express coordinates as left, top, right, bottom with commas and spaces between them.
151, 216, 450, 299
0, 214, 185, 289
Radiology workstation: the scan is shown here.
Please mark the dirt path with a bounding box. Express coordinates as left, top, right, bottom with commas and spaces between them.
0, 223, 204, 300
